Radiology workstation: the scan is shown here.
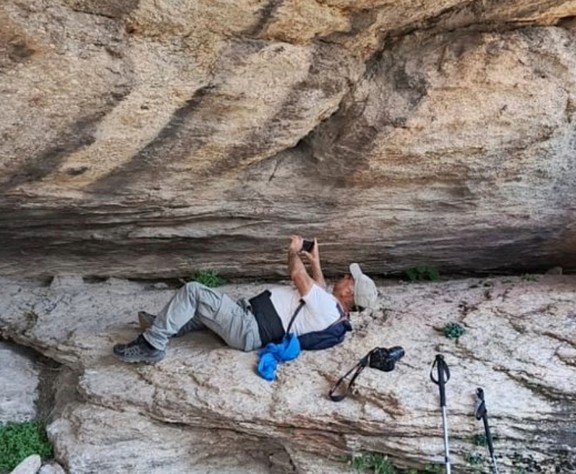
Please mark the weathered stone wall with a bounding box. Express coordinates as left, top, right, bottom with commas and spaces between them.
1, 0, 576, 279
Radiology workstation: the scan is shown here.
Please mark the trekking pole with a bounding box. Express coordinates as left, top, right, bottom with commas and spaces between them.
430, 354, 451, 474
475, 388, 500, 474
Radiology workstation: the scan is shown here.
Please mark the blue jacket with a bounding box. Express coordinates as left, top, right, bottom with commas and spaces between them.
257, 334, 301, 381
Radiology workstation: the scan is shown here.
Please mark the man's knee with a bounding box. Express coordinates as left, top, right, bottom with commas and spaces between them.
183, 281, 204, 295
182, 281, 217, 307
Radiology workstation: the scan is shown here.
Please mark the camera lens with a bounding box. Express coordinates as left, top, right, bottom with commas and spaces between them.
388, 346, 405, 362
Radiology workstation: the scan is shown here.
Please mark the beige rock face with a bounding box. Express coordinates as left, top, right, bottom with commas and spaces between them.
0, 275, 574, 473
0, 0, 576, 280
0, 342, 39, 423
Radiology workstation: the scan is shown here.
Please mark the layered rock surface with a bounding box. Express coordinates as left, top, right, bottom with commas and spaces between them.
0, 275, 574, 473
1, 0, 576, 279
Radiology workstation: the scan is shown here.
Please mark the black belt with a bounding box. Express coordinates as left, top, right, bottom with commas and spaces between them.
248, 290, 285, 345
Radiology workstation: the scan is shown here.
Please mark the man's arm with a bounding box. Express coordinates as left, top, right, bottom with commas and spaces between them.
302, 238, 327, 289
288, 235, 315, 297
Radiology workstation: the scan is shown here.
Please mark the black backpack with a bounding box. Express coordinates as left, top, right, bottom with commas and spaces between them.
288, 301, 352, 351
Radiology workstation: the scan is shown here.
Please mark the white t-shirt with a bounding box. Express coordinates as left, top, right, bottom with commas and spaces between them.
269, 283, 341, 336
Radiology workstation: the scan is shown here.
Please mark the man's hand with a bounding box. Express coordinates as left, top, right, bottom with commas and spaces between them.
288, 235, 314, 297
300, 238, 327, 290
289, 235, 305, 254
301, 237, 319, 265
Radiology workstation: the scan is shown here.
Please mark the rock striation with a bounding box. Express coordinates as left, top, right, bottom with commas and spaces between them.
1, 1, 576, 279
0, 275, 574, 473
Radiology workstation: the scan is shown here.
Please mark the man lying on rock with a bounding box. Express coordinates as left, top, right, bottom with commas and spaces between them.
113, 235, 378, 364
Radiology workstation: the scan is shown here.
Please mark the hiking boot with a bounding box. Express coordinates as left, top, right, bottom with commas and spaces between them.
113, 335, 165, 364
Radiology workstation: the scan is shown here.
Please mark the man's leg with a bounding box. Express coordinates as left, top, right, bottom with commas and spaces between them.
113, 282, 262, 363
113, 282, 212, 363
144, 282, 262, 352
138, 311, 193, 337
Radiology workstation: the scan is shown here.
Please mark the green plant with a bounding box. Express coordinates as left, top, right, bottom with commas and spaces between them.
191, 270, 225, 287
351, 453, 396, 474
405, 266, 439, 282
473, 433, 488, 447
422, 465, 444, 474
0, 421, 53, 472
402, 465, 443, 474
465, 452, 484, 465
443, 322, 466, 340
520, 274, 539, 282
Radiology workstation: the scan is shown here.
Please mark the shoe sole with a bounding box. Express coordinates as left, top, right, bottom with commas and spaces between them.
113, 351, 165, 364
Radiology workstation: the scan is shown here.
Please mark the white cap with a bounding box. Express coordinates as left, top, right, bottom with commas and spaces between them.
349, 263, 378, 309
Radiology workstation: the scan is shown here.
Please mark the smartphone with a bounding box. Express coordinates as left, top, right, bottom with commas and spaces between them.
301, 239, 315, 253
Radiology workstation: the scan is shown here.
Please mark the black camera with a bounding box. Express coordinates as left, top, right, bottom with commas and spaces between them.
329, 345, 406, 401
301, 239, 315, 253
368, 346, 405, 372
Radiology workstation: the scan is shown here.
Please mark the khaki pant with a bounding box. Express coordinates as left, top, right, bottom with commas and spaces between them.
143, 282, 262, 352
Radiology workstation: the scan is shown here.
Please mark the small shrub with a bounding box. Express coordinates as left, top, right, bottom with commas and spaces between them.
401, 465, 443, 474
520, 274, 539, 282
423, 465, 444, 474
351, 453, 396, 474
191, 270, 225, 288
473, 433, 488, 447
0, 421, 53, 472
405, 266, 439, 282
465, 452, 484, 465
443, 322, 466, 340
